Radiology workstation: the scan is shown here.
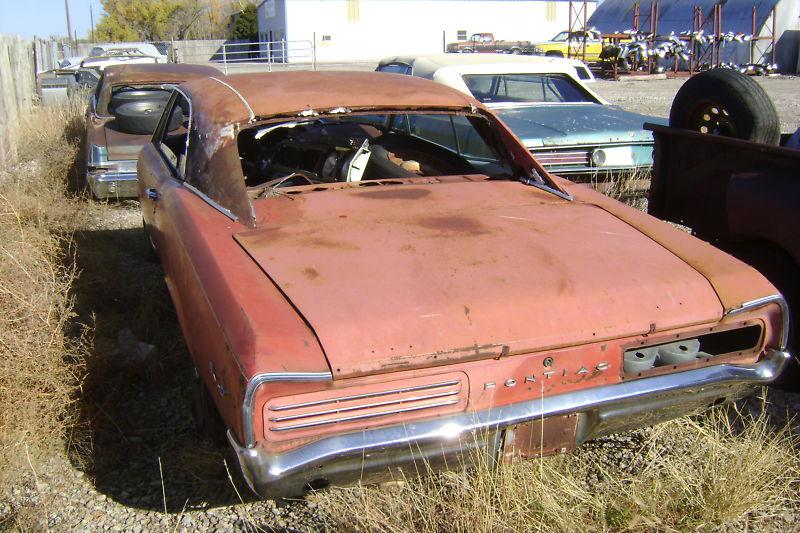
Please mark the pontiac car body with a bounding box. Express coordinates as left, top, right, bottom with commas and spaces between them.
85, 63, 219, 199
138, 71, 790, 498
377, 54, 666, 177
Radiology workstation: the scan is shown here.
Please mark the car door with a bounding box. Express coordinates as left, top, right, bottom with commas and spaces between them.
139, 91, 191, 269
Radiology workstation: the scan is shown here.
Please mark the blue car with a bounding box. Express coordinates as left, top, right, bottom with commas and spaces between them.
377, 54, 667, 177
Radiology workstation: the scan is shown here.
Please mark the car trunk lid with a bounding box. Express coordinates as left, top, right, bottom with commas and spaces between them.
236, 180, 722, 378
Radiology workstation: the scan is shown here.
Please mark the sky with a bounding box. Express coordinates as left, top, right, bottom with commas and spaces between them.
0, 0, 105, 40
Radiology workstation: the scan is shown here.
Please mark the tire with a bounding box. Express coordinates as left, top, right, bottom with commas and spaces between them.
461, 47, 474, 54
113, 100, 169, 135
510, 48, 522, 55
545, 51, 564, 58
669, 68, 780, 145
108, 89, 170, 114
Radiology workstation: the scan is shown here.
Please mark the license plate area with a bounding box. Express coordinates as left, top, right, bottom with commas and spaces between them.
500, 413, 578, 463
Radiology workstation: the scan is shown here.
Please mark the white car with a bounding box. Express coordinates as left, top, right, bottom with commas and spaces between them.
377, 54, 665, 176
89, 42, 168, 63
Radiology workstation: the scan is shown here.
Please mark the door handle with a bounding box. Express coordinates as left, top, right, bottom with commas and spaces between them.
146, 188, 160, 201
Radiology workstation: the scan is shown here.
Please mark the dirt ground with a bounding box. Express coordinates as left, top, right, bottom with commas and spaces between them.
592, 75, 800, 133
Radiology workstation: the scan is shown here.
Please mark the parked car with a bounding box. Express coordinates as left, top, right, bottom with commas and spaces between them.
446, 33, 536, 54
138, 71, 789, 499
647, 68, 797, 370
532, 30, 604, 61
377, 54, 665, 177
76, 49, 165, 89
89, 42, 169, 63
85, 63, 220, 199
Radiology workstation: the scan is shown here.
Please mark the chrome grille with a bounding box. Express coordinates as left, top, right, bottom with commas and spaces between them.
530, 148, 591, 169
265, 375, 466, 436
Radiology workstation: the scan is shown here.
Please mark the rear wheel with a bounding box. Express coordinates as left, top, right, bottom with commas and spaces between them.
510, 48, 522, 55
461, 47, 474, 54
669, 68, 780, 145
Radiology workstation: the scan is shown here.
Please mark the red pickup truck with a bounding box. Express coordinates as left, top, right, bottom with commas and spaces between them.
446, 33, 535, 54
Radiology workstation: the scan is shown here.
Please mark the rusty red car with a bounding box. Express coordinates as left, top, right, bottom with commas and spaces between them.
137, 71, 791, 498
85, 63, 219, 199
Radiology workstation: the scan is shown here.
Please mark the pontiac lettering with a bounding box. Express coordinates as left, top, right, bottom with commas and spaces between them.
486, 361, 611, 389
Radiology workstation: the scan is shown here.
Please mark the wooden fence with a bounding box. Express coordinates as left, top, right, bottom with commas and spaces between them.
0, 35, 37, 168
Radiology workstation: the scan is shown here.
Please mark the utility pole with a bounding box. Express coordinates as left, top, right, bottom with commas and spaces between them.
90, 3, 95, 42
64, 0, 74, 50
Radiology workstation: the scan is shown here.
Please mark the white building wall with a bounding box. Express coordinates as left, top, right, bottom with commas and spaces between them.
259, 0, 596, 62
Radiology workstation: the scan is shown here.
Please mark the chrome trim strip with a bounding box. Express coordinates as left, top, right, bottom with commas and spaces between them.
181, 182, 239, 222
210, 76, 255, 122
725, 294, 790, 351
230, 349, 790, 495
270, 398, 461, 431
242, 371, 333, 448
89, 172, 138, 182
269, 390, 461, 423
269, 380, 461, 412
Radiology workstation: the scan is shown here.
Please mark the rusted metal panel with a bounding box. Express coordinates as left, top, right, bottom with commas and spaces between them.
501, 414, 579, 462
96, 63, 220, 115
236, 180, 722, 379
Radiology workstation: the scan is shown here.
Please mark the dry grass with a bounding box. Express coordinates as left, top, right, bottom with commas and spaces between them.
0, 97, 90, 505
588, 168, 651, 210
312, 402, 800, 532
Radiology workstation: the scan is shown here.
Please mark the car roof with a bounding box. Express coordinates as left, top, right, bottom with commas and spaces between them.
102, 63, 221, 85
178, 71, 480, 126
379, 53, 586, 78
378, 54, 606, 106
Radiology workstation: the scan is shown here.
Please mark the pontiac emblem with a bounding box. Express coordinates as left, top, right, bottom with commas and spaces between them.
484, 362, 610, 389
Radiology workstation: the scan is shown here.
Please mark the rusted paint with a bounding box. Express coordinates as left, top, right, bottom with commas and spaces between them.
136, 70, 783, 455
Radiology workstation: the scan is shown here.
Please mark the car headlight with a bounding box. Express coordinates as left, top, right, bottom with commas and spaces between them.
591, 146, 635, 167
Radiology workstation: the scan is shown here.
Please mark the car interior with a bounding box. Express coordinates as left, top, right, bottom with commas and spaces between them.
236, 113, 518, 198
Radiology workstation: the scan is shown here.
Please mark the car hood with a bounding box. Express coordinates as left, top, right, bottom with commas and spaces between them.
236, 180, 722, 379
492, 104, 666, 147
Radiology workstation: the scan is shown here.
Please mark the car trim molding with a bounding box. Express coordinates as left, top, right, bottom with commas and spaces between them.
228, 349, 790, 497
725, 294, 790, 351
181, 182, 239, 222
242, 371, 333, 447
210, 76, 255, 122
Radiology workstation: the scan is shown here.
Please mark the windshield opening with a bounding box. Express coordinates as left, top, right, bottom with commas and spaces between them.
237, 112, 521, 197
462, 73, 597, 105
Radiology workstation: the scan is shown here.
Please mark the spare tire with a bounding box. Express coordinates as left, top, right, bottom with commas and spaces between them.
109, 89, 170, 113
113, 100, 170, 135
669, 68, 780, 145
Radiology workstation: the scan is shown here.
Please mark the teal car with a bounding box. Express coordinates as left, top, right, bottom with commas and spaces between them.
377, 54, 666, 177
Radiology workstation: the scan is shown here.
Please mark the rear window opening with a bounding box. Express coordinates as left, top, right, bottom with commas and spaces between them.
461, 73, 597, 105
236, 113, 518, 198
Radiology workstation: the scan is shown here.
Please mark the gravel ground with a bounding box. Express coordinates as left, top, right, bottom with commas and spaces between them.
3, 71, 800, 532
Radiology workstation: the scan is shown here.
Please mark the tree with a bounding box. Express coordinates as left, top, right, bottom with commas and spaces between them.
229, 3, 258, 41
93, 0, 247, 42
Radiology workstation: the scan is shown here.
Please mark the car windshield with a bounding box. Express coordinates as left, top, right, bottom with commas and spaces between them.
461, 73, 597, 104
237, 112, 520, 197
550, 32, 569, 42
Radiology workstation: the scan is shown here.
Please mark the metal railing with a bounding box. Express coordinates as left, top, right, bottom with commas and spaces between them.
175, 39, 316, 73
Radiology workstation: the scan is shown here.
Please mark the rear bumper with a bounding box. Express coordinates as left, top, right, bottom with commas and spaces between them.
86, 170, 139, 199
228, 349, 790, 499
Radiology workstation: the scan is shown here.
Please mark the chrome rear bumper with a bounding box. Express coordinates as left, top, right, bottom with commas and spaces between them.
228, 349, 790, 499
86, 170, 138, 199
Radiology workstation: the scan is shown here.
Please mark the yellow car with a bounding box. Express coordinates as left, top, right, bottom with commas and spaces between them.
533, 30, 604, 62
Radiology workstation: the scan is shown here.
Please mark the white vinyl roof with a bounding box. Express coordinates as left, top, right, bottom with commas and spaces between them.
378, 54, 607, 105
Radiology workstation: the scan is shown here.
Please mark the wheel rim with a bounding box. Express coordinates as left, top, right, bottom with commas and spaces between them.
690, 101, 738, 137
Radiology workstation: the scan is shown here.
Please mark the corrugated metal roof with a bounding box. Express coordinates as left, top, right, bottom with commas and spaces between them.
588, 0, 779, 35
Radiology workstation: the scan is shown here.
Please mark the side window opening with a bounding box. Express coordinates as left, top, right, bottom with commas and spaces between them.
155, 94, 191, 178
